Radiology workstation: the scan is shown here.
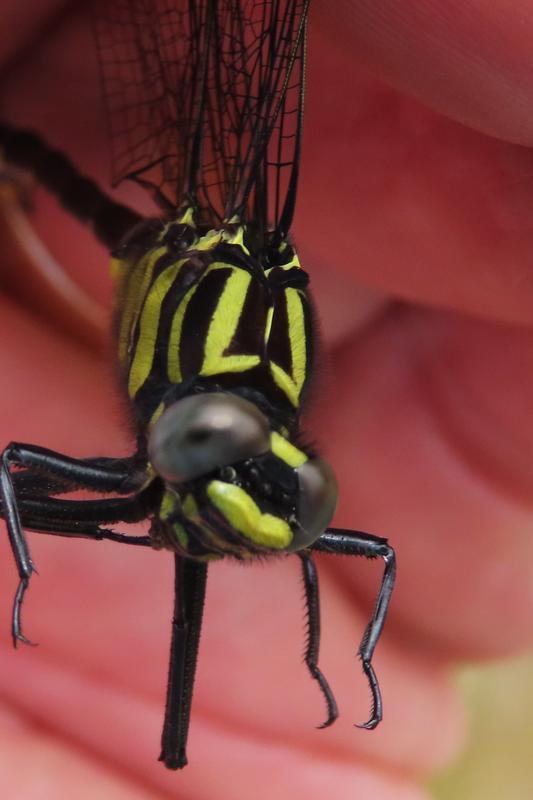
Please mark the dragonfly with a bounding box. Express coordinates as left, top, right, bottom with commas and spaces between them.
0, 0, 396, 770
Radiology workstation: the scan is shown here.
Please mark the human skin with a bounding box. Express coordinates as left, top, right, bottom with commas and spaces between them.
1, 1, 533, 797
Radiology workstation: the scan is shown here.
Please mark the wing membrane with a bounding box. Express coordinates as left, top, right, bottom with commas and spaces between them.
94, 0, 309, 237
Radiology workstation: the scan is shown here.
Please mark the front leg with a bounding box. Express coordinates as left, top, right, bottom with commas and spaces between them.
3, 492, 155, 645
1, 443, 150, 645
311, 529, 396, 729
297, 550, 338, 728
4, 443, 145, 495
1, 450, 35, 646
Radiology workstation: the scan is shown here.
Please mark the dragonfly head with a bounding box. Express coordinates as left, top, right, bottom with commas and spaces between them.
147, 393, 337, 554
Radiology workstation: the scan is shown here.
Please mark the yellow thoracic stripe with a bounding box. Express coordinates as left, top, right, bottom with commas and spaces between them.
128, 259, 186, 397
115, 246, 167, 364
167, 279, 200, 383
264, 304, 274, 345
200, 264, 261, 377
269, 288, 307, 407
149, 401, 165, 427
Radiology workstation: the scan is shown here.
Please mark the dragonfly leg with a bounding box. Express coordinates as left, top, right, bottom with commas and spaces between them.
5, 493, 154, 645
4, 442, 145, 495
18, 493, 152, 529
21, 516, 152, 546
297, 550, 338, 728
1, 448, 36, 646
1, 442, 151, 646
311, 529, 396, 730
17, 495, 152, 548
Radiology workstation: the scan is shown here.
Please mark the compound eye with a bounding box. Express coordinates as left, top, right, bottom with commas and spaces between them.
148, 393, 270, 483
288, 458, 338, 551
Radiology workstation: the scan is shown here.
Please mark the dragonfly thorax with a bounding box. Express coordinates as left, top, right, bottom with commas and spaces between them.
113, 213, 314, 428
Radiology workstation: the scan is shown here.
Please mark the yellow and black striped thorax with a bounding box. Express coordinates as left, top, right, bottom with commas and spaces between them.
111, 212, 315, 431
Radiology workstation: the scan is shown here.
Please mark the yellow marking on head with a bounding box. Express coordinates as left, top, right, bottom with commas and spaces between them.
269, 288, 307, 407
270, 431, 307, 468
160, 490, 176, 518
115, 246, 167, 364
165, 497, 224, 561
183, 493, 198, 518
178, 492, 228, 559
127, 259, 185, 397
201, 265, 260, 376
160, 490, 189, 549
207, 481, 293, 549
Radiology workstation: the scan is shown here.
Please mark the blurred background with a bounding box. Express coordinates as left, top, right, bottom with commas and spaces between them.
432, 655, 533, 799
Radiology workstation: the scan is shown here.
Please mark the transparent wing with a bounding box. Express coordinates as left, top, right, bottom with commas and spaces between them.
94, 0, 309, 239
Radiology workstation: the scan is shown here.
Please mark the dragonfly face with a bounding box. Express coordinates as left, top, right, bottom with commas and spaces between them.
149, 392, 338, 558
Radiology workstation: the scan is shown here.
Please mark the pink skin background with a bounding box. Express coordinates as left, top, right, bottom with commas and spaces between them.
1, 1, 533, 797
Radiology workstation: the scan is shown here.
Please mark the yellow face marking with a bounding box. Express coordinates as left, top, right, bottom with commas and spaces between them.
270, 431, 307, 468
207, 481, 293, 549
200, 265, 261, 377
160, 490, 189, 550
269, 288, 307, 408
183, 492, 198, 518
176, 492, 229, 559
115, 246, 167, 365
160, 489, 177, 518
128, 260, 185, 397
